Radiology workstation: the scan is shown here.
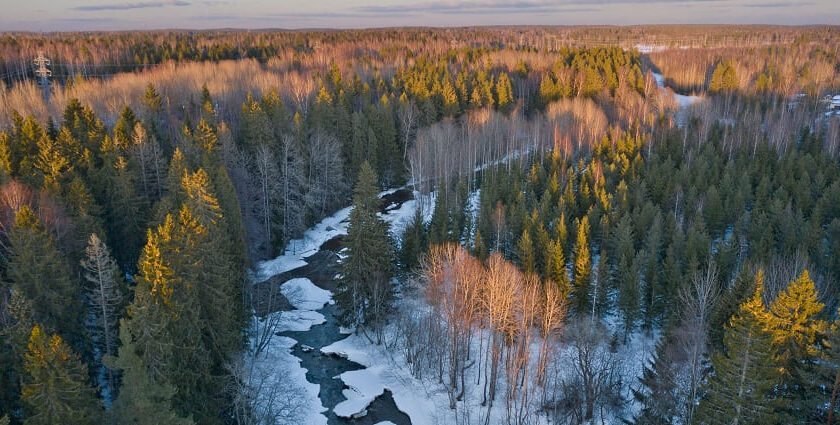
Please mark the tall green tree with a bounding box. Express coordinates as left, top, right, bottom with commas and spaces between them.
695, 276, 779, 425
338, 161, 395, 339
21, 325, 100, 425
572, 217, 592, 315
106, 320, 194, 425
6, 206, 84, 349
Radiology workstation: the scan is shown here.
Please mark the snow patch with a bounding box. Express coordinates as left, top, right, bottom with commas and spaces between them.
322, 334, 436, 425
281, 277, 334, 310
245, 335, 328, 425
273, 309, 326, 333
332, 367, 387, 418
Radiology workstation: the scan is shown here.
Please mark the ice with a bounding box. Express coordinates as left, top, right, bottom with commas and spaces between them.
281, 277, 334, 310
245, 335, 328, 425
321, 334, 436, 425
255, 205, 353, 282
332, 367, 386, 418
273, 309, 326, 333
255, 187, 418, 283
652, 72, 702, 108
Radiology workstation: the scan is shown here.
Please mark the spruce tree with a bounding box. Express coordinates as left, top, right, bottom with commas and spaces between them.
695, 275, 779, 425
338, 161, 395, 334
517, 228, 536, 274
547, 238, 570, 299
627, 337, 680, 425
124, 211, 219, 423
572, 217, 592, 315
399, 208, 427, 272
107, 320, 194, 425
21, 325, 100, 425
766, 270, 827, 421
6, 206, 84, 349
819, 312, 840, 425
495, 72, 514, 113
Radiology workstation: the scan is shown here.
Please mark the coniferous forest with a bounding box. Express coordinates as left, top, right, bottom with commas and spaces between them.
0, 25, 839, 425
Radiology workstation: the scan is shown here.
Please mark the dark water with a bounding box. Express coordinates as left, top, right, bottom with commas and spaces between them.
274, 187, 416, 425
281, 302, 411, 425
257, 189, 412, 425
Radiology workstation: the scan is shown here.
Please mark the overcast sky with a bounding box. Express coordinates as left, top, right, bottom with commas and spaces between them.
1, 0, 836, 31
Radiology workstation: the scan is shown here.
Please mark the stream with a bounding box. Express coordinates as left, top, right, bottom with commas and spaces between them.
262, 188, 415, 425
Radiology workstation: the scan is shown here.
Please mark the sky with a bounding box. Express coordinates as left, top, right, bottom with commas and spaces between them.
0, 0, 836, 31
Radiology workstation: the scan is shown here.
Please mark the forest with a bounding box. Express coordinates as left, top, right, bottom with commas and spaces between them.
0, 25, 838, 425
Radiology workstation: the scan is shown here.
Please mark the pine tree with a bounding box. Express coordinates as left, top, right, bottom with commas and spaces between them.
81, 233, 125, 396
21, 325, 100, 425
338, 161, 395, 336
106, 320, 194, 425
695, 275, 778, 425
572, 217, 592, 315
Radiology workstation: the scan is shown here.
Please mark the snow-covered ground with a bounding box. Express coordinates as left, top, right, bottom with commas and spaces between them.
322, 334, 436, 424
242, 278, 336, 425
652, 72, 702, 108
254, 205, 353, 282
248, 188, 428, 424
255, 187, 425, 282
250, 183, 657, 425
322, 301, 657, 425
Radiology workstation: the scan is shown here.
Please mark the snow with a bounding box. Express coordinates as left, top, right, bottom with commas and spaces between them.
635, 44, 667, 53
255, 205, 353, 282
246, 334, 328, 425
322, 334, 437, 425
255, 187, 419, 283
281, 277, 334, 310
652, 72, 702, 108
332, 367, 386, 418
273, 309, 326, 332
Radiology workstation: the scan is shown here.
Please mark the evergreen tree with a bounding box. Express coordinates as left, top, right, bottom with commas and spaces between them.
495, 72, 514, 113
627, 337, 680, 425
614, 214, 640, 339
400, 208, 427, 272
124, 211, 219, 423
517, 228, 536, 274
708, 61, 738, 93
0, 292, 35, 421
21, 325, 100, 425
818, 312, 840, 425
695, 275, 779, 425
107, 320, 194, 425
338, 161, 395, 336
766, 270, 826, 421
6, 206, 84, 349
547, 238, 570, 299
767, 270, 826, 376
572, 217, 592, 315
